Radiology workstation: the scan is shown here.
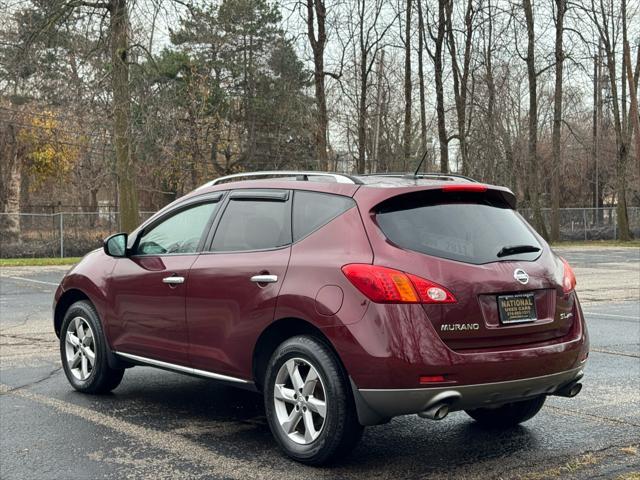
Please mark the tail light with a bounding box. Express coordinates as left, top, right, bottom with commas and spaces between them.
560, 257, 577, 293
420, 375, 446, 384
341, 264, 456, 304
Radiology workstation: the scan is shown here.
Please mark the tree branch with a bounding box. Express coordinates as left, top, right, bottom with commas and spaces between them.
71, 1, 110, 9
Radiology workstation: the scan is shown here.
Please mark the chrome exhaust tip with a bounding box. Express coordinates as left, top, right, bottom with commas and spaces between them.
418, 403, 450, 421
555, 381, 582, 398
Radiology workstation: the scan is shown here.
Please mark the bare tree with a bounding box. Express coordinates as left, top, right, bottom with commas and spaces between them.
522, 0, 548, 239
550, 0, 567, 241
426, 0, 449, 173
351, 0, 395, 174
402, 0, 412, 169
416, 0, 427, 154
622, 3, 640, 170
584, 0, 637, 240
445, 0, 475, 176
591, 47, 600, 213
372, 49, 385, 172
306, 0, 330, 170
3, 0, 638, 249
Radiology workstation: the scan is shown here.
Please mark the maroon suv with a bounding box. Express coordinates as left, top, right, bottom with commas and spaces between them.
54, 171, 588, 464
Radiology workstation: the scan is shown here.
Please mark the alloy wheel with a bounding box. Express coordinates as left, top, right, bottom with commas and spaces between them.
273, 357, 327, 445
64, 316, 96, 381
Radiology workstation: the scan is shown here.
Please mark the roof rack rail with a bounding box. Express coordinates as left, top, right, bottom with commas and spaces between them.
360, 172, 479, 183
200, 171, 362, 188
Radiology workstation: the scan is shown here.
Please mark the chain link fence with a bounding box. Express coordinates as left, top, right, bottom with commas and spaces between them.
0, 211, 155, 258
0, 207, 638, 258
518, 207, 640, 242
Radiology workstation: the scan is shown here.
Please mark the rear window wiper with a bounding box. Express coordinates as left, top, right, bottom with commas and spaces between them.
497, 244, 541, 258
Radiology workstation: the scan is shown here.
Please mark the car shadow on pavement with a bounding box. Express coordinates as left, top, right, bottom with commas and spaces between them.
76, 370, 541, 472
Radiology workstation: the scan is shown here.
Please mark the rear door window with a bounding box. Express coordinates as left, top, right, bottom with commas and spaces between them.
374, 191, 541, 264
210, 191, 291, 251
293, 191, 356, 241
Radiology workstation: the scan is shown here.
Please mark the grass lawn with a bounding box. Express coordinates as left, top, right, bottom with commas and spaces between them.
0, 257, 82, 267
551, 240, 640, 248
0, 240, 638, 267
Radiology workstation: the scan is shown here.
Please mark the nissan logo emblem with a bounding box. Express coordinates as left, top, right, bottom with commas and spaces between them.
514, 269, 529, 285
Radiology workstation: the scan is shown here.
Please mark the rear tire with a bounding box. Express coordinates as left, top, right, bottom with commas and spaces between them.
465, 396, 546, 428
264, 335, 363, 465
60, 300, 124, 394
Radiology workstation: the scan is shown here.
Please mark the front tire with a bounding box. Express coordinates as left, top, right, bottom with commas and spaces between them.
264, 335, 363, 465
60, 300, 124, 394
465, 396, 546, 428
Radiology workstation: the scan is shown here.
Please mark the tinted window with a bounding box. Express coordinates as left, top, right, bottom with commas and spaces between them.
211, 198, 291, 251
136, 202, 218, 255
375, 191, 541, 264
293, 191, 355, 241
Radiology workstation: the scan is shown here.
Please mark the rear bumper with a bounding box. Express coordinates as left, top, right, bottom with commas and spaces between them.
352, 365, 584, 425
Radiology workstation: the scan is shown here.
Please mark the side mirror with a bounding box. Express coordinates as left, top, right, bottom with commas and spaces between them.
104, 233, 128, 258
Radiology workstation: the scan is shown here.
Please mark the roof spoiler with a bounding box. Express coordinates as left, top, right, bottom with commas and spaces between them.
438, 184, 517, 209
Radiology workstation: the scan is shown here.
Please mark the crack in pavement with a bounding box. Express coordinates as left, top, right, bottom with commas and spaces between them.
0, 332, 57, 344
0, 366, 62, 393
547, 405, 640, 429
591, 348, 640, 358
0, 309, 39, 332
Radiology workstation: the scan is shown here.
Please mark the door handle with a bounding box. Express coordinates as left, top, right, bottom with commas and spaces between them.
162, 275, 185, 285
250, 274, 278, 283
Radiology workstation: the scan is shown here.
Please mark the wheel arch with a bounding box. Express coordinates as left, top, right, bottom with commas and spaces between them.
54, 288, 91, 337
252, 317, 345, 392
54, 288, 127, 370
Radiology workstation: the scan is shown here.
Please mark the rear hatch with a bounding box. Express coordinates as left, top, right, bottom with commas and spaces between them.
370, 187, 574, 351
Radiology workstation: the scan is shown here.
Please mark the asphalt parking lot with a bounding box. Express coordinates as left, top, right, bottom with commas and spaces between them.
1, 247, 638, 480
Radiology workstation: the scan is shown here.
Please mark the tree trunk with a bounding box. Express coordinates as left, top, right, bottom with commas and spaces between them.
623, 32, 640, 170
523, 0, 548, 239
372, 50, 385, 173
613, 0, 632, 240
314, 62, 329, 171
595, 43, 603, 222
484, 0, 499, 183
417, 0, 427, 157
591, 52, 598, 214
445, 0, 473, 176
88, 188, 99, 227
1, 123, 21, 244
402, 0, 412, 171
110, 0, 138, 232
358, 57, 367, 174
307, 0, 329, 171
595, 0, 630, 240
247, 34, 257, 163
435, 0, 448, 173
550, 0, 566, 242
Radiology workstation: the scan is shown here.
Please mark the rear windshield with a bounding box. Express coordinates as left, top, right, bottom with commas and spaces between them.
374, 191, 541, 264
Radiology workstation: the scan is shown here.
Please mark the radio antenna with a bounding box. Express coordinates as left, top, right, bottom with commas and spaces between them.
413, 148, 429, 177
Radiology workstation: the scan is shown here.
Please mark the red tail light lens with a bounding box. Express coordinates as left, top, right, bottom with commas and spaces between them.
341, 264, 456, 304
441, 184, 487, 193
560, 257, 577, 293
406, 273, 457, 303
420, 375, 446, 384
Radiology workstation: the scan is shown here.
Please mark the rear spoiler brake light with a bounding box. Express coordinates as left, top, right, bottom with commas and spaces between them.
441, 184, 488, 193
440, 183, 516, 208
